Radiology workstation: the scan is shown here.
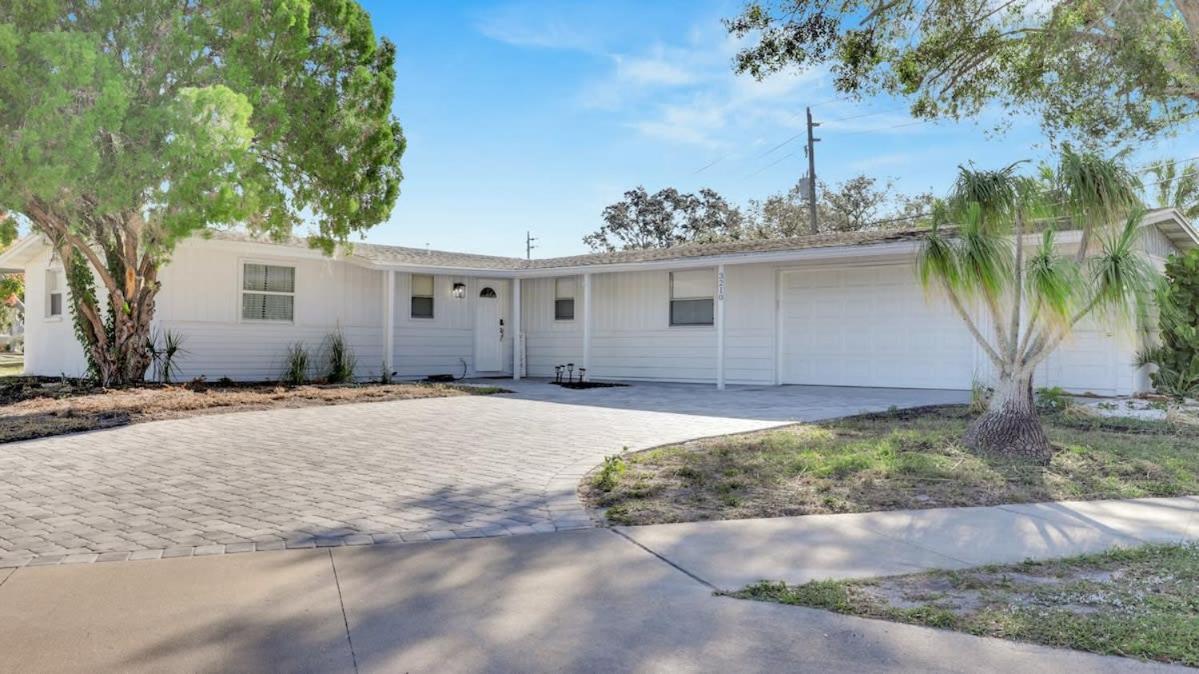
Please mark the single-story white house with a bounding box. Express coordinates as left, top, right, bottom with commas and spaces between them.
2, 208, 1195, 395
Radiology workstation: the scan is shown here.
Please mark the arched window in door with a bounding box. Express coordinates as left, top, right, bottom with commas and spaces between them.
479, 287, 497, 299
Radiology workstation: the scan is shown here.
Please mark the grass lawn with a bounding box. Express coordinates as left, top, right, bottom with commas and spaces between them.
0, 377, 506, 443
734, 543, 1199, 667
583, 406, 1199, 525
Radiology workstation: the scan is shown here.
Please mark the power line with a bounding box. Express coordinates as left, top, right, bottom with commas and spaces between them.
748, 151, 797, 177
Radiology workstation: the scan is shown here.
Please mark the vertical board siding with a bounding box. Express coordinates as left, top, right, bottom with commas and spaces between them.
21, 234, 1161, 393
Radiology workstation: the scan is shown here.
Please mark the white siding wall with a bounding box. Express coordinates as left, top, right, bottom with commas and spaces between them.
391, 274, 513, 379
156, 243, 385, 381
22, 224, 1181, 392
521, 276, 582, 377
21, 240, 514, 382
519, 265, 776, 385
22, 248, 90, 377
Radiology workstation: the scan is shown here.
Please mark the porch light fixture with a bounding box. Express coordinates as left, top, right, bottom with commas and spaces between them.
451, 282, 466, 299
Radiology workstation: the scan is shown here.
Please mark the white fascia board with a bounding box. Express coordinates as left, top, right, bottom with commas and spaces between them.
1143, 208, 1199, 249
0, 235, 50, 272
345, 260, 517, 275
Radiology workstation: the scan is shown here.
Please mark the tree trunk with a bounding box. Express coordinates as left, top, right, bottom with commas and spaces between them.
60, 240, 158, 388
963, 372, 1053, 464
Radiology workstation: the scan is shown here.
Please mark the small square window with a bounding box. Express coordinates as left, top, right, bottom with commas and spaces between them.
669, 270, 714, 326
411, 274, 434, 318
554, 277, 575, 321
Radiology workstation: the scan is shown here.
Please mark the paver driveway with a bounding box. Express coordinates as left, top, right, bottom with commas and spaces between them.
0, 383, 966, 565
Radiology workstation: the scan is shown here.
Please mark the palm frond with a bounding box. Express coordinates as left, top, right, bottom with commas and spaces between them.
950, 162, 1022, 229
1024, 228, 1080, 330
917, 218, 960, 292
1056, 146, 1141, 230
1087, 209, 1157, 326
956, 202, 1013, 300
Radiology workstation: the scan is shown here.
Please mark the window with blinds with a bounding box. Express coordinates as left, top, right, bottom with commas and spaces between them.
554, 277, 575, 321
46, 269, 63, 318
411, 274, 434, 318
669, 270, 714, 326
241, 263, 295, 321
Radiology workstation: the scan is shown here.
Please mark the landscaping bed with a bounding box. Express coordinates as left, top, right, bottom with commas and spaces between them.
734, 543, 1199, 667
0, 377, 506, 443
582, 405, 1199, 525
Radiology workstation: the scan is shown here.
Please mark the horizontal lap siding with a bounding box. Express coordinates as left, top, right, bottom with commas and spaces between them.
151, 243, 386, 382
160, 322, 383, 382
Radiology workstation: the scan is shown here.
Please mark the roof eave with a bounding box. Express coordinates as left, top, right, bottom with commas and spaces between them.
0, 235, 49, 273
1143, 207, 1199, 250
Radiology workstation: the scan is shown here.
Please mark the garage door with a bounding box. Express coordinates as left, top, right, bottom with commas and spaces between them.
780, 265, 975, 389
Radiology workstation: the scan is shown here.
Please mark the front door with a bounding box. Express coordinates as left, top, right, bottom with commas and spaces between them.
474, 281, 504, 372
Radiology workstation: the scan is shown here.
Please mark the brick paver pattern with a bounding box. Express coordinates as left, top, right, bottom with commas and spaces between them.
0, 384, 966, 565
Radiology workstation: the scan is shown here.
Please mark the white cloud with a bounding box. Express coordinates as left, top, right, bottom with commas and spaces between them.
473, 1, 610, 52
615, 53, 699, 87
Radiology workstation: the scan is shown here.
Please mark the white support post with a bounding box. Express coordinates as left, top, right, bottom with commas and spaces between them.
382, 269, 395, 378
716, 264, 726, 390
512, 277, 522, 380
582, 272, 592, 375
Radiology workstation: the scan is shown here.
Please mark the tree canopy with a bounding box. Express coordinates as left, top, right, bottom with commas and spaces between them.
0, 1, 405, 384
726, 0, 1199, 143
585, 177, 932, 251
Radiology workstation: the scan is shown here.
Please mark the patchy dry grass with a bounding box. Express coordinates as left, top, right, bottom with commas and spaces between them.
734, 543, 1199, 667
582, 406, 1199, 525
0, 377, 506, 443
0, 355, 21, 377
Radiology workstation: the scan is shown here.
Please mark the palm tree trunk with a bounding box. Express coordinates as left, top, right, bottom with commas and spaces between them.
963, 371, 1053, 464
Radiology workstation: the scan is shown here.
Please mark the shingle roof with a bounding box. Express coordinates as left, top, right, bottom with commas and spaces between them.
206, 227, 933, 271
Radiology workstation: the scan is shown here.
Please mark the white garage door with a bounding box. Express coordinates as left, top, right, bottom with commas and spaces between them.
780, 265, 976, 389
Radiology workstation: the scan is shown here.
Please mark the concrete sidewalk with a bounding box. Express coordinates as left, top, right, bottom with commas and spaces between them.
0, 497, 1195, 673
617, 495, 1199, 590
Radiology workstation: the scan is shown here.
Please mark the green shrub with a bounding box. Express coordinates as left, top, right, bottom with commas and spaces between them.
969, 379, 991, 414
1035, 386, 1071, 413
1140, 250, 1199, 401
146, 329, 186, 384
282, 342, 310, 385
323, 330, 357, 384
593, 452, 628, 491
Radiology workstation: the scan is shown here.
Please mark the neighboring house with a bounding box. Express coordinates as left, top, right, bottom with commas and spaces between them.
0, 208, 1194, 395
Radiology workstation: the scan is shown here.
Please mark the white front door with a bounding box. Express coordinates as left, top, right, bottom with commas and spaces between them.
474, 281, 504, 372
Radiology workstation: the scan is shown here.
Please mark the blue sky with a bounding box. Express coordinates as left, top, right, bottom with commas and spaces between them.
359, 0, 1199, 258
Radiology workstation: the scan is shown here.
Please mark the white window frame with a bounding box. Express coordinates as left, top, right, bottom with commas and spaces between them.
410, 273, 435, 319
238, 259, 296, 324
45, 268, 64, 322
668, 270, 715, 328
554, 277, 575, 322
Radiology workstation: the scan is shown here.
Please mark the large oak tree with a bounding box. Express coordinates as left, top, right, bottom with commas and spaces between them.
0, 1, 405, 385
726, 0, 1199, 142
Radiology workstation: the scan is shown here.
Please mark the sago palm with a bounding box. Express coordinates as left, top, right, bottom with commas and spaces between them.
918, 148, 1154, 462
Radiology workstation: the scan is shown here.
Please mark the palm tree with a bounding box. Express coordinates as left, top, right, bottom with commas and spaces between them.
918, 148, 1154, 462
1146, 160, 1199, 220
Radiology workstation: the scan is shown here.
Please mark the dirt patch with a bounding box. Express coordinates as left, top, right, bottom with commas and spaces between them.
0, 378, 504, 443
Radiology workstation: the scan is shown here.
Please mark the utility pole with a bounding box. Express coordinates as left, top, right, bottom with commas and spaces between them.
525, 231, 537, 260
805, 106, 821, 235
